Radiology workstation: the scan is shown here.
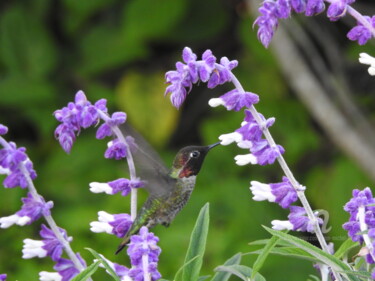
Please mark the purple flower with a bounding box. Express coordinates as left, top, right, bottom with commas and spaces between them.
105, 139, 128, 160
254, 1, 280, 48
41, 255, 86, 281
90, 211, 133, 238
22, 224, 72, 261
250, 177, 297, 209
90, 178, 144, 196
54, 91, 110, 153
0, 274, 6, 281
327, 0, 354, 21
0, 139, 37, 188
347, 16, 375, 45
165, 47, 239, 108
0, 193, 53, 228
305, 0, 325, 16
0, 125, 8, 135
208, 89, 259, 112
272, 206, 323, 232
127, 227, 161, 281
252, 141, 285, 165
343, 187, 375, 243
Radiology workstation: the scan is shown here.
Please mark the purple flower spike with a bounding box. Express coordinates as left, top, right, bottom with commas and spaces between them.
105, 139, 128, 160
0, 125, 8, 135
90, 211, 133, 238
0, 274, 6, 281
347, 16, 375, 45
0, 193, 53, 228
90, 178, 144, 196
127, 227, 161, 281
254, 1, 281, 48
209, 89, 259, 112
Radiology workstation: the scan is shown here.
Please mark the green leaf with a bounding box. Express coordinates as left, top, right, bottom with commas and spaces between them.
248, 239, 291, 247
263, 226, 360, 281
247, 246, 318, 263
334, 238, 359, 259
338, 270, 372, 279
251, 234, 279, 279
211, 253, 242, 281
215, 265, 266, 281
181, 203, 210, 281
85, 248, 121, 281
198, 275, 211, 281
71, 261, 100, 281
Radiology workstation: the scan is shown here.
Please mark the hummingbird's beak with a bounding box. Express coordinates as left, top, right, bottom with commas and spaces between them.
208, 141, 221, 150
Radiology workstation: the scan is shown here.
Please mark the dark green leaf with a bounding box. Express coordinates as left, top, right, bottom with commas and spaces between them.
247, 246, 318, 263
181, 203, 210, 281
212, 253, 242, 281
71, 261, 100, 281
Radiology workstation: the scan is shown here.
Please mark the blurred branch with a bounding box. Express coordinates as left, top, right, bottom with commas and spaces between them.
248, 0, 375, 182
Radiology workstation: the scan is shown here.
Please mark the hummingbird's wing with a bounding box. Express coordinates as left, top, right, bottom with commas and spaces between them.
121, 124, 176, 197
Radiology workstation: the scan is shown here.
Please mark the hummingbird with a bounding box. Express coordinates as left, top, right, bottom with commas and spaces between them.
115, 137, 220, 254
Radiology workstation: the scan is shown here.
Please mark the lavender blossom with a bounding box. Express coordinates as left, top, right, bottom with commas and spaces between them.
89, 178, 145, 197
0, 274, 6, 281
90, 211, 133, 238
272, 206, 323, 232
0, 133, 37, 188
254, 0, 374, 47
0, 193, 53, 228
105, 139, 128, 160
347, 16, 375, 45
208, 89, 259, 112
39, 254, 85, 281
127, 227, 161, 281
23, 224, 73, 262
250, 176, 297, 208
165, 47, 238, 109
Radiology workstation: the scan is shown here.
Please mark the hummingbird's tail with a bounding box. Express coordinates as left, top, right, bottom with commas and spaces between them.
115, 237, 130, 255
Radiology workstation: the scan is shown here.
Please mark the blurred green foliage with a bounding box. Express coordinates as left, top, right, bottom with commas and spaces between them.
0, 0, 372, 280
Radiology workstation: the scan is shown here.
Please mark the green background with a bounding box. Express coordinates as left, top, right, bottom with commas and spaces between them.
0, 0, 373, 280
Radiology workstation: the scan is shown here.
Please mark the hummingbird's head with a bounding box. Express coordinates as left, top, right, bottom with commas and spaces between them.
172, 142, 220, 178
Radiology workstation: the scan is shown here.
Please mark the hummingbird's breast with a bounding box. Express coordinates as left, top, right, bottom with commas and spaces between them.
149, 176, 196, 227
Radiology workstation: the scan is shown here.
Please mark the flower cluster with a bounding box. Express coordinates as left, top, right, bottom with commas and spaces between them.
165, 47, 250, 109
254, 0, 375, 47
218, 110, 284, 166
56, 91, 162, 280
343, 187, 375, 277
127, 227, 161, 281
54, 90, 127, 156
0, 124, 87, 280
0, 125, 37, 188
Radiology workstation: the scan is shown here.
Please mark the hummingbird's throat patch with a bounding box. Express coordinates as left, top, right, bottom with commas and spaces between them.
178, 167, 194, 178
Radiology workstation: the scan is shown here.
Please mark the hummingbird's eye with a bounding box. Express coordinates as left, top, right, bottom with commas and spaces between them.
190, 151, 200, 158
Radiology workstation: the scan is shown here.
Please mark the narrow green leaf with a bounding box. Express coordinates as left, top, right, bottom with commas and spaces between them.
334, 238, 359, 259
211, 253, 242, 281
181, 203, 210, 281
248, 239, 291, 247
246, 245, 319, 263
71, 261, 100, 281
85, 248, 121, 281
174, 255, 200, 281
198, 275, 211, 281
215, 265, 265, 281
263, 226, 360, 281
338, 270, 372, 279
307, 275, 321, 281
251, 234, 279, 278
